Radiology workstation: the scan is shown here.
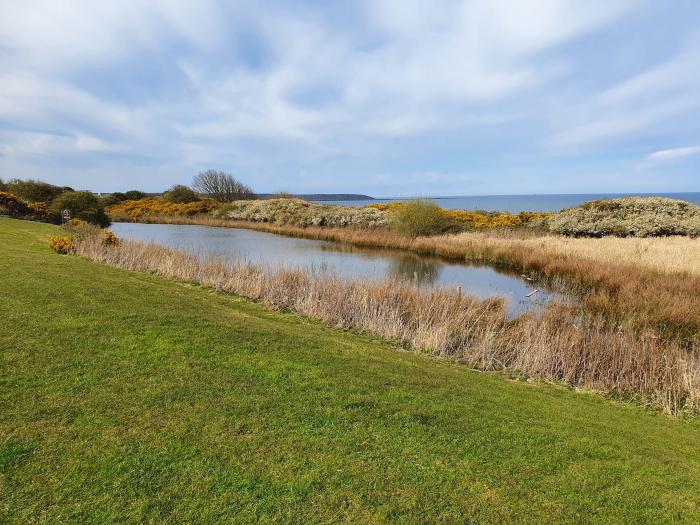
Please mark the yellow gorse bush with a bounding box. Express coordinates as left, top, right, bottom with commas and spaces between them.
48, 236, 74, 254
444, 209, 553, 228
102, 230, 119, 246
367, 202, 552, 229
106, 197, 219, 218
27, 201, 55, 221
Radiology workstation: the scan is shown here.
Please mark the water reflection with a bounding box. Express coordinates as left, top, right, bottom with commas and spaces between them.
388, 255, 440, 285
111, 222, 565, 317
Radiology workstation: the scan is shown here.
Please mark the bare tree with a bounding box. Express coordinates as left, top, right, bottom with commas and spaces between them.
192, 170, 255, 202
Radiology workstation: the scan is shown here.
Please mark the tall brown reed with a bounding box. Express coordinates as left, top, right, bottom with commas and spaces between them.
72, 229, 699, 414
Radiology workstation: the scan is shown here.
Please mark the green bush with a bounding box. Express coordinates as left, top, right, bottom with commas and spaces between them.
123, 190, 146, 201
547, 197, 700, 237
163, 185, 200, 204
0, 177, 6, 191
51, 191, 111, 227
100, 192, 127, 207
6, 179, 70, 202
388, 199, 454, 237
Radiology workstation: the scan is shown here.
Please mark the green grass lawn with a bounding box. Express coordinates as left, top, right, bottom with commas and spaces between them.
1, 217, 699, 524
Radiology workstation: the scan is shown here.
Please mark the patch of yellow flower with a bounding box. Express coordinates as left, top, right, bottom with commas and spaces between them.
49, 236, 74, 254
366, 202, 552, 229
106, 197, 219, 219
444, 209, 553, 228
102, 230, 119, 246
27, 201, 55, 221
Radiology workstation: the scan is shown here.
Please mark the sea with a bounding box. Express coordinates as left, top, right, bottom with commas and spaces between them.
315, 193, 700, 213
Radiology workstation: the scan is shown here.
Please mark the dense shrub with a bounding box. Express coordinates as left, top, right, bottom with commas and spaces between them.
106, 197, 219, 219
162, 184, 200, 203
214, 198, 387, 228
124, 190, 146, 201
444, 209, 552, 229
370, 202, 551, 230
547, 197, 700, 237
0, 177, 6, 191
48, 236, 74, 254
51, 191, 110, 227
7, 179, 70, 202
0, 191, 57, 222
100, 192, 127, 207
388, 200, 454, 237
102, 230, 119, 246
27, 201, 58, 222
0, 191, 30, 217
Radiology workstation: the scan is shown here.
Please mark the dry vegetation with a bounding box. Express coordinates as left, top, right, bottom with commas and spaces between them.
65, 224, 700, 414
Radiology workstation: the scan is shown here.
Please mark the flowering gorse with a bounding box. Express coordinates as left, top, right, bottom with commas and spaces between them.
48, 236, 74, 254
102, 230, 119, 246
106, 197, 219, 219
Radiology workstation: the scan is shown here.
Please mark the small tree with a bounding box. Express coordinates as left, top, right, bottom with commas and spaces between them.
7, 178, 66, 202
389, 199, 454, 237
163, 184, 200, 203
51, 191, 110, 227
193, 170, 255, 202
0, 177, 6, 192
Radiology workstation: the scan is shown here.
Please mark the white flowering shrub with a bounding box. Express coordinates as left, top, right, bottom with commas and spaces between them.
213, 198, 388, 228
547, 197, 700, 237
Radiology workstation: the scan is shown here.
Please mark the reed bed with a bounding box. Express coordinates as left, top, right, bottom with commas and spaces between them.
109, 213, 700, 340
71, 229, 699, 414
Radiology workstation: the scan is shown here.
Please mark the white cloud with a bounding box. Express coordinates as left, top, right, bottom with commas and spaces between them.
648, 146, 700, 161
545, 41, 700, 152
6, 0, 698, 194
170, 0, 638, 145
0, 131, 122, 157
0, 0, 228, 71
646, 146, 700, 163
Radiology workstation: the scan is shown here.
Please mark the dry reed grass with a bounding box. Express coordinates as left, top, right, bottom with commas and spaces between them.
71, 227, 700, 414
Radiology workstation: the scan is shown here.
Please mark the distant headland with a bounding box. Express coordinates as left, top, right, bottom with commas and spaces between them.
256, 193, 375, 201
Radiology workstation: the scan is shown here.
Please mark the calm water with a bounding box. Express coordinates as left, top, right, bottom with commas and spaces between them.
317, 192, 700, 213
111, 222, 561, 317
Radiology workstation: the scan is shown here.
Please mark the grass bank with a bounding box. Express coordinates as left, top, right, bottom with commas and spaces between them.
70, 222, 699, 414
2, 217, 700, 522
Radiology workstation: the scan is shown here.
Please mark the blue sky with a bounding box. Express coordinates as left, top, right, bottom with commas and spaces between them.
1, 0, 699, 196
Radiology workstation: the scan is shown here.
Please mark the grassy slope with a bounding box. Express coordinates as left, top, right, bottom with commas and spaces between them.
1, 217, 699, 524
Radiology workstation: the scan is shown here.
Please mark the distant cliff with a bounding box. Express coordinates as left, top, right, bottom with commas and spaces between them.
257, 193, 374, 201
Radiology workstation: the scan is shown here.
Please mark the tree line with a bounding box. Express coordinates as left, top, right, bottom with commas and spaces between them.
0, 170, 255, 226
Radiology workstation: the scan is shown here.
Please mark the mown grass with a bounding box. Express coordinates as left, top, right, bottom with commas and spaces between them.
2, 217, 700, 523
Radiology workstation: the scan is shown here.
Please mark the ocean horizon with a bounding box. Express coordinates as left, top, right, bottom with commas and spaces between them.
317, 192, 700, 213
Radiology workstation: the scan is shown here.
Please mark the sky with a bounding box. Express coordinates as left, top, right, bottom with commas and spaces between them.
1, 0, 699, 196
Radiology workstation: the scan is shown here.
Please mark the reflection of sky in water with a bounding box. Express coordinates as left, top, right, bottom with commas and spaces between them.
111, 223, 562, 317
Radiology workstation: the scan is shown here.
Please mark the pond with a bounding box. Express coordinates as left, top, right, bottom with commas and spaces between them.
111, 222, 563, 317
